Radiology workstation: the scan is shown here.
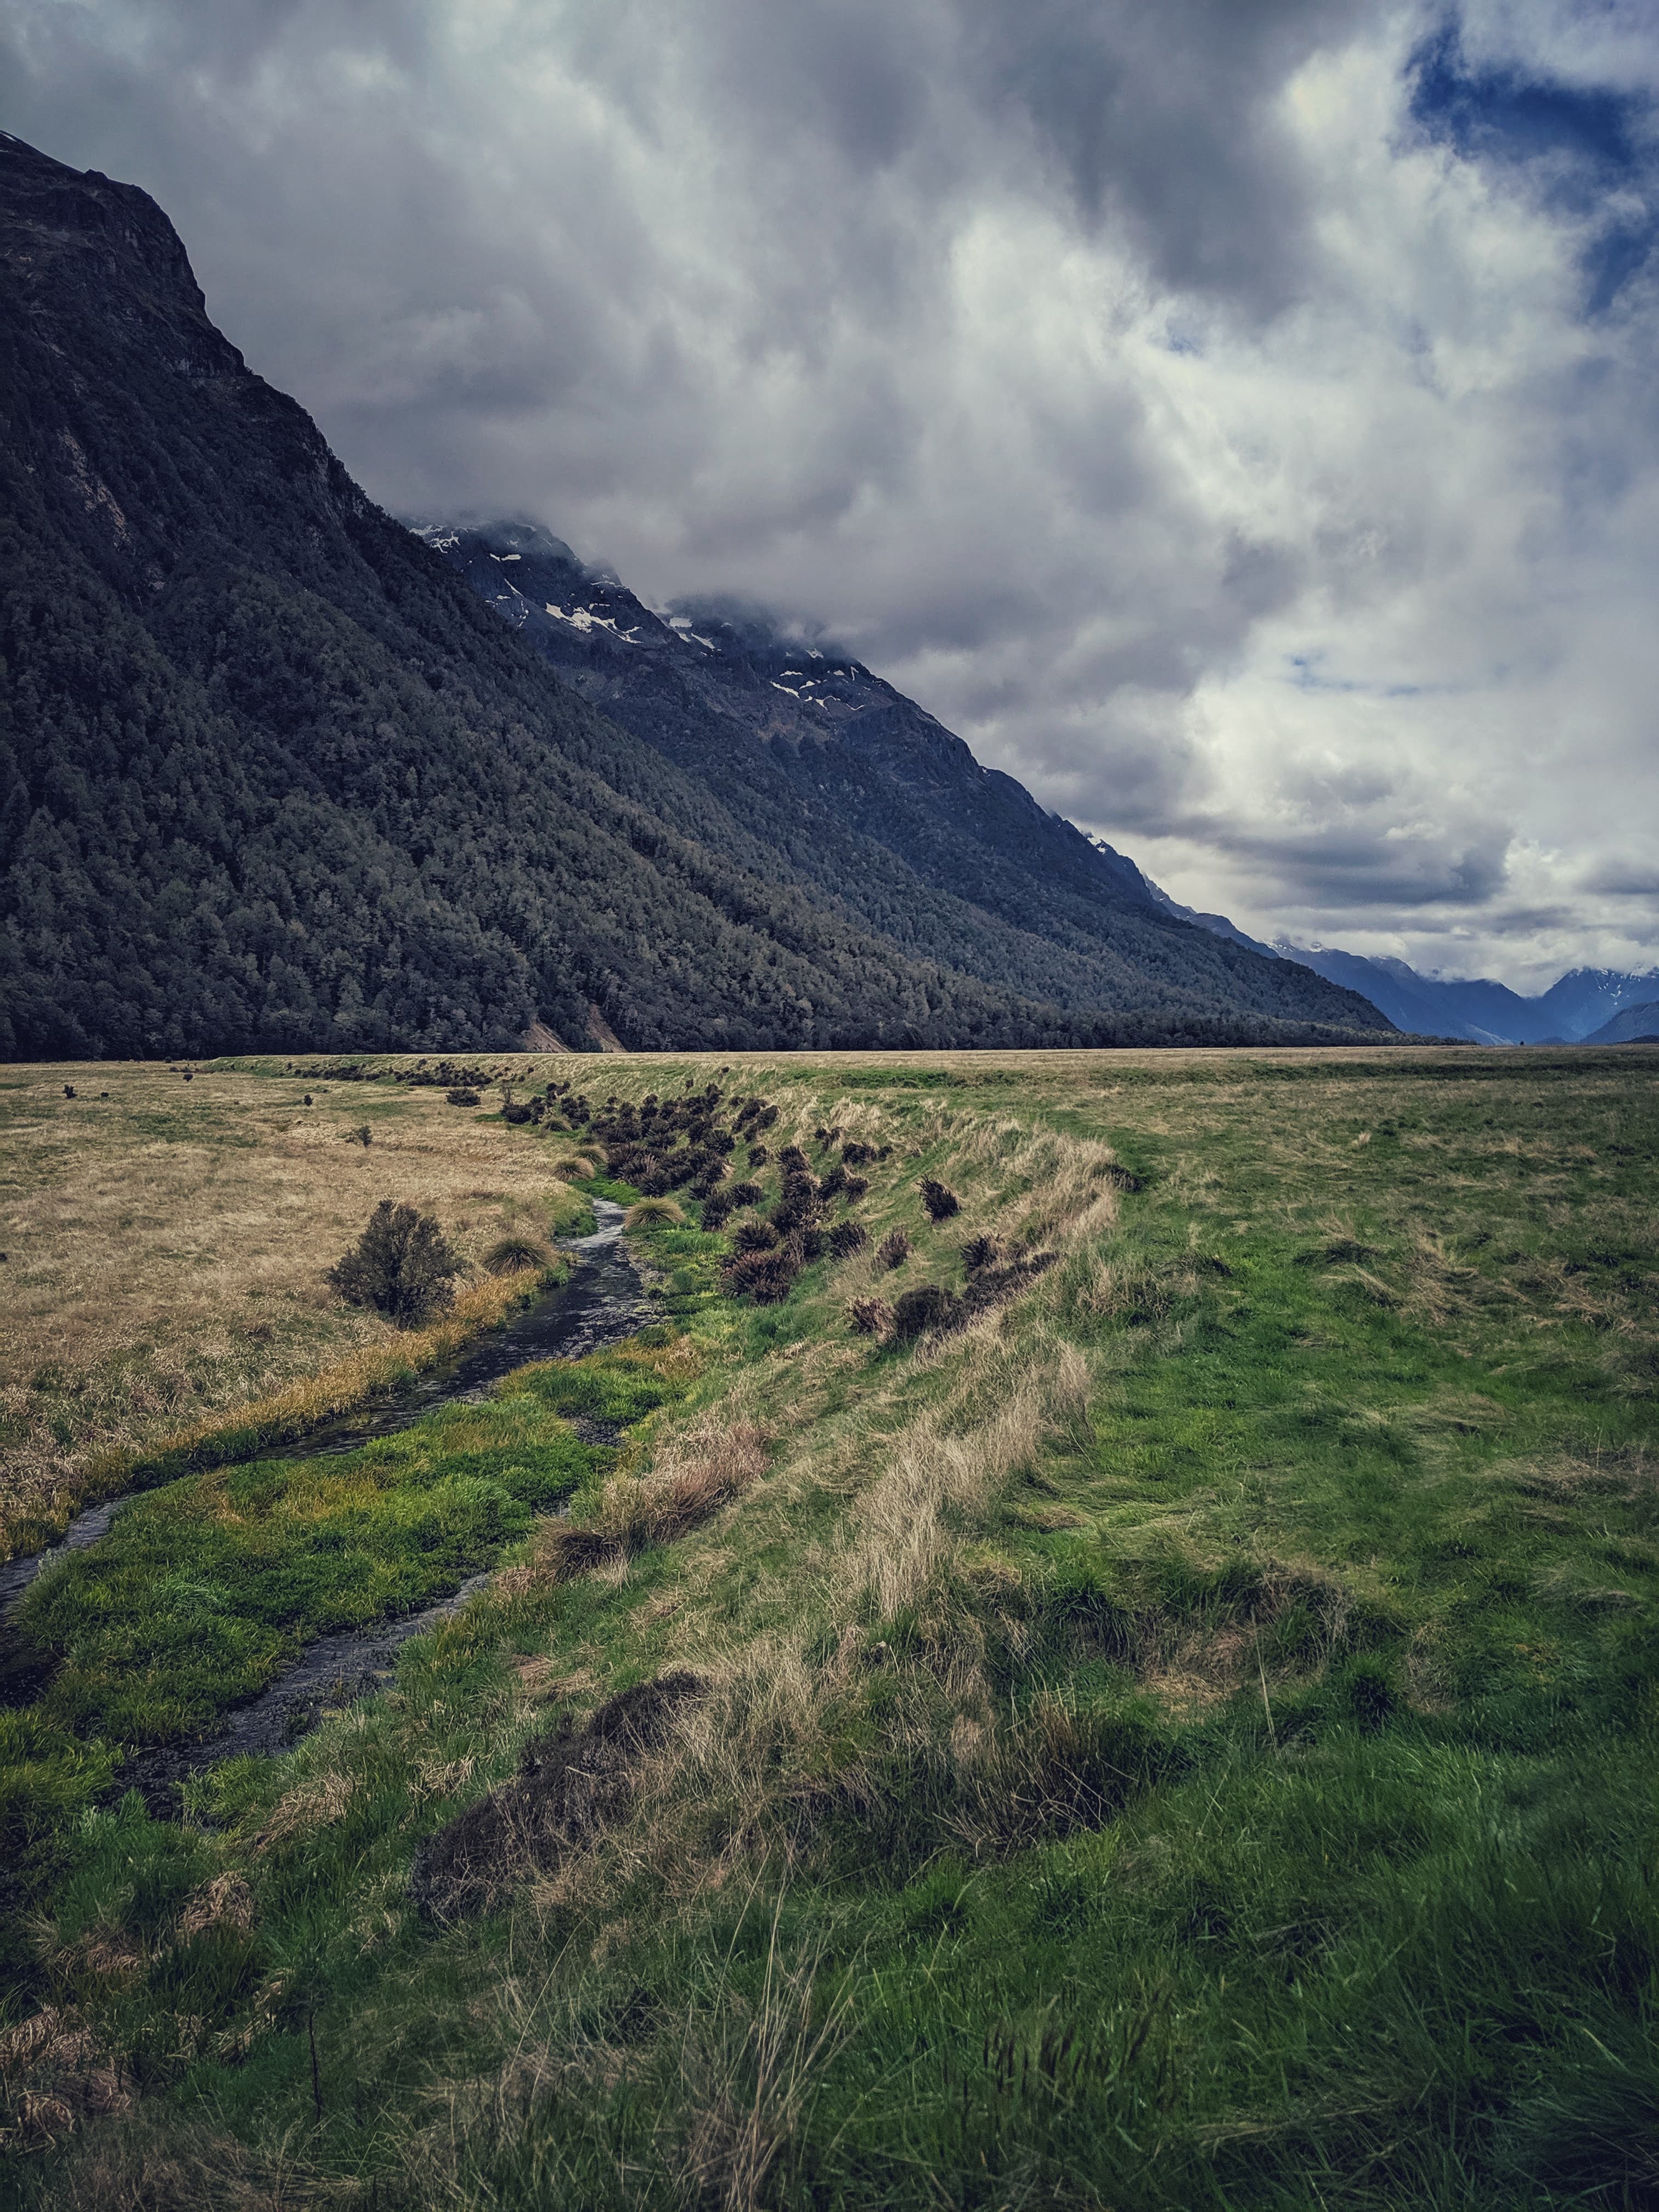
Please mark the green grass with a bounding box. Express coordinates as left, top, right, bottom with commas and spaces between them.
5, 1046, 1659, 2208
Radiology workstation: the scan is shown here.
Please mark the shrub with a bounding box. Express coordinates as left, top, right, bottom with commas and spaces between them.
723, 1249, 798, 1303
349, 1124, 373, 1147
962, 1233, 998, 1273
778, 1144, 810, 1172
327, 1201, 461, 1325
732, 1220, 779, 1254
446, 1088, 481, 1107
501, 1102, 534, 1125
828, 1221, 868, 1259
920, 1178, 960, 1222
877, 1228, 910, 1269
849, 1296, 890, 1336
700, 1192, 735, 1229
842, 1173, 870, 1200
890, 1283, 962, 1341
484, 1233, 553, 1275
842, 1141, 874, 1165
726, 1180, 762, 1208
748, 1144, 770, 1167
626, 1198, 685, 1227
791, 1227, 827, 1262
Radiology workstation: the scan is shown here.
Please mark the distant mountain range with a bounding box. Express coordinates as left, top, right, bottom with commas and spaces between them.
0, 132, 1392, 1059
1281, 950, 1659, 1045
1210, 939, 1659, 1046
1581, 1001, 1659, 1046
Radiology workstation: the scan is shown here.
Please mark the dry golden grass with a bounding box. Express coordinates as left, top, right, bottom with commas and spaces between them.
0, 1062, 580, 1558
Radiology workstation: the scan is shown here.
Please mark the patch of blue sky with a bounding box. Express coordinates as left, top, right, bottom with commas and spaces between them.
1287, 653, 1437, 699
1404, 15, 1656, 315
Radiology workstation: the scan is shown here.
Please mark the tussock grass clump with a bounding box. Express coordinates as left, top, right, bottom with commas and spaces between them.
731, 1220, 779, 1256
326, 1200, 461, 1325
828, 1221, 867, 1259
920, 1177, 960, 1222
483, 1233, 553, 1275
890, 1283, 963, 1342
526, 1418, 770, 1584
723, 1249, 798, 1304
625, 1197, 684, 1228
849, 1297, 890, 1336
877, 1228, 910, 1270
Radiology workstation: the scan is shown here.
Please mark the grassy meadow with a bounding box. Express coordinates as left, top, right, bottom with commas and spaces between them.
2, 1043, 1657, 2208
0, 1060, 591, 1560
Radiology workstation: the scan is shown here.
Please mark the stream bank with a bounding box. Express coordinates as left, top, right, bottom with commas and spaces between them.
3, 1199, 657, 1807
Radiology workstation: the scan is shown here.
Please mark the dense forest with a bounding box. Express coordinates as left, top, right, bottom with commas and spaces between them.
428, 522, 1387, 1036
0, 134, 1391, 1058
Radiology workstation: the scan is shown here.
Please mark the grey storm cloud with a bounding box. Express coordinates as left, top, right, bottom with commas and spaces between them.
4, 0, 1659, 986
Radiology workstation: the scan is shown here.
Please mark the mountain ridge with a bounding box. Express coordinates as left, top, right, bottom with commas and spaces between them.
0, 133, 1392, 1057
416, 521, 1391, 1041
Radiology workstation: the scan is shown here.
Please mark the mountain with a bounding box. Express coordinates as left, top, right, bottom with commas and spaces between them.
1582, 1001, 1659, 1045
0, 133, 1390, 1057
1272, 947, 1659, 1045
416, 522, 1390, 1040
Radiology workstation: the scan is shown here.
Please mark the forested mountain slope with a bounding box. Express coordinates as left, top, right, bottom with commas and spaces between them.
0, 134, 1389, 1056
420, 523, 1390, 1037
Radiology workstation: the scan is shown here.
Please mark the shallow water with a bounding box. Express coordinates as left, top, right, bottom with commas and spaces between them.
0, 1198, 648, 1622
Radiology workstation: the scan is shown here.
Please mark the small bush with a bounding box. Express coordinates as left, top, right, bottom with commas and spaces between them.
842, 1141, 874, 1165
849, 1296, 890, 1336
501, 1103, 534, 1125
828, 1221, 868, 1259
920, 1177, 960, 1222
726, 1180, 762, 1208
732, 1220, 779, 1255
349, 1124, 373, 1147
626, 1198, 685, 1227
877, 1229, 911, 1270
962, 1233, 998, 1273
890, 1283, 963, 1341
778, 1144, 810, 1172
723, 1250, 798, 1304
327, 1201, 462, 1326
701, 1192, 735, 1229
484, 1233, 553, 1275
446, 1088, 481, 1107
748, 1144, 770, 1166
791, 1227, 827, 1262
842, 1173, 870, 1200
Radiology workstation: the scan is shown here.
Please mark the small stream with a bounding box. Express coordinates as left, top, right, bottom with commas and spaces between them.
1, 1199, 656, 1807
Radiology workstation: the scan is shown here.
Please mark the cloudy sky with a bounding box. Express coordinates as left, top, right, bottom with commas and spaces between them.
5, 0, 1658, 986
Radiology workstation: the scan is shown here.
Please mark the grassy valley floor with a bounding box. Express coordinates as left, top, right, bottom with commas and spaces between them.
2, 1043, 1657, 2208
